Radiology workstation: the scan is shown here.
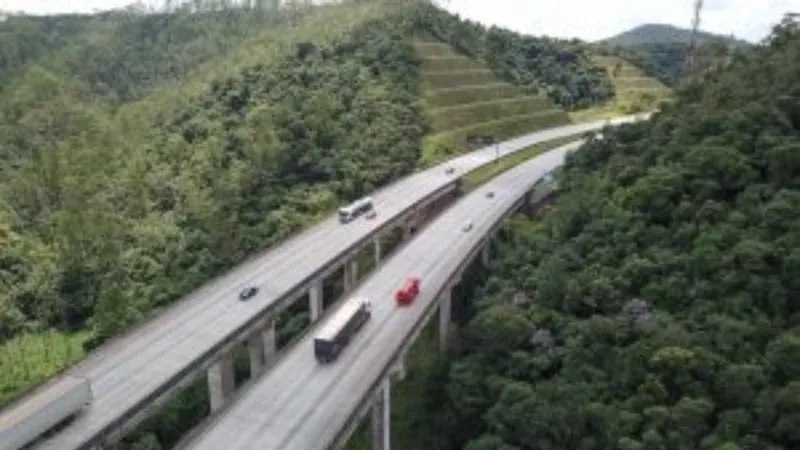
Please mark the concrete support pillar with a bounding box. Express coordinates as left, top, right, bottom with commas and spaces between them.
374, 237, 382, 264
439, 289, 452, 352
402, 223, 412, 241
309, 280, 323, 321
371, 379, 391, 450
263, 320, 277, 361
248, 331, 265, 377
523, 190, 534, 214
343, 259, 359, 292
481, 241, 490, 266
207, 353, 235, 413
389, 355, 407, 381
250, 319, 277, 377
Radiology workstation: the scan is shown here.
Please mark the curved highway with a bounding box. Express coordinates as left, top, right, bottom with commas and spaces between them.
185, 138, 595, 450
25, 116, 639, 450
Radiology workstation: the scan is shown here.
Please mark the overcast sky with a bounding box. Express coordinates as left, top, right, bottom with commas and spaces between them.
1, 0, 798, 42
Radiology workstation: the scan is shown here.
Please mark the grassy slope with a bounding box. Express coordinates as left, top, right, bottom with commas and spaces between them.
414, 38, 572, 165
570, 54, 672, 121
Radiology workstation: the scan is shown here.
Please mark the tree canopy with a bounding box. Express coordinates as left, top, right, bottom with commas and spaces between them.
0, 0, 622, 351
0, 3, 425, 351
601, 24, 748, 48
431, 16, 800, 450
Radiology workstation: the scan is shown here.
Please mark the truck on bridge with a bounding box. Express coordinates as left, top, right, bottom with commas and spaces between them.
313, 297, 372, 363
0, 375, 93, 450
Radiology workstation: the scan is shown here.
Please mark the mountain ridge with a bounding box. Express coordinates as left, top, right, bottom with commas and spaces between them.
600, 23, 749, 47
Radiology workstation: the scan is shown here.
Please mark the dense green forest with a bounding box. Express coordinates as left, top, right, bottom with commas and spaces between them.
597, 24, 749, 86
600, 42, 690, 86
0, 1, 296, 100
410, 16, 800, 450
0, 0, 426, 402
600, 40, 739, 87
601, 24, 747, 47
0, 0, 622, 406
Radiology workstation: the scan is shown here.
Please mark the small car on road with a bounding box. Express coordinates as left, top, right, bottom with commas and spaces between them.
239, 286, 259, 301
395, 277, 421, 306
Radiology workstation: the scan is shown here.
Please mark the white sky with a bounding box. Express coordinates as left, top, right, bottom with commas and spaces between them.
0, 0, 798, 42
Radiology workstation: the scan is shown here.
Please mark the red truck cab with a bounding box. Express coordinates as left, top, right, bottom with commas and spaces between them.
395, 277, 420, 306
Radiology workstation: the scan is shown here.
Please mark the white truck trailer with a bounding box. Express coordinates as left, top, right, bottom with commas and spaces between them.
313, 297, 372, 363
0, 375, 93, 450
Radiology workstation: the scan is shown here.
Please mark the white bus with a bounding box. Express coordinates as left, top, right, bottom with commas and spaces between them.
313, 297, 372, 363
338, 197, 374, 223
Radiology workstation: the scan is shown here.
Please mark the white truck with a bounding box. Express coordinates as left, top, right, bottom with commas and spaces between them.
0, 375, 93, 450
313, 297, 372, 363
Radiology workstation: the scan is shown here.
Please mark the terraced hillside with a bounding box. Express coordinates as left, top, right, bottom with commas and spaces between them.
414, 38, 571, 164
571, 54, 672, 121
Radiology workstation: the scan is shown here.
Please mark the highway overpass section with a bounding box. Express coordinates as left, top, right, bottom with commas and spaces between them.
184, 137, 610, 450
18, 115, 641, 450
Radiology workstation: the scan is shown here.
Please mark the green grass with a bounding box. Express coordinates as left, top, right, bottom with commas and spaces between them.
463, 134, 584, 189
420, 55, 483, 72
431, 96, 558, 132
422, 69, 498, 89
413, 37, 572, 165
615, 76, 670, 90
421, 110, 571, 165
413, 41, 452, 57
570, 54, 672, 121
0, 330, 89, 405
425, 83, 521, 108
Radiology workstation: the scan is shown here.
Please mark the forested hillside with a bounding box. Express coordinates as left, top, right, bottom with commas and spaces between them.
598, 24, 749, 86
418, 16, 800, 450
0, 0, 426, 403
602, 24, 747, 47
601, 42, 690, 86
0, 2, 304, 100
0, 0, 629, 407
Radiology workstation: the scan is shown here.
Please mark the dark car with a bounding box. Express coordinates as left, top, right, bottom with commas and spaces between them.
445, 167, 455, 175
239, 286, 259, 301
486, 191, 495, 198
462, 222, 473, 232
